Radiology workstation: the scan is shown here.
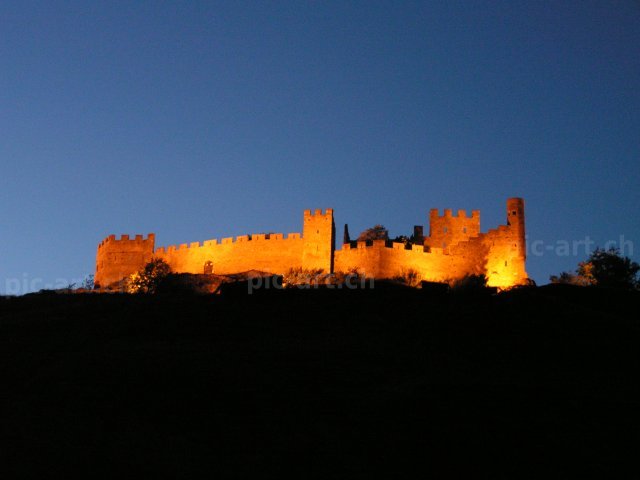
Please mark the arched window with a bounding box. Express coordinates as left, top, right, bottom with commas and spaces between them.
204, 261, 213, 274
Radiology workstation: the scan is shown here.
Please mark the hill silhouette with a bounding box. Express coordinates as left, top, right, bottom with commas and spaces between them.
1, 285, 638, 477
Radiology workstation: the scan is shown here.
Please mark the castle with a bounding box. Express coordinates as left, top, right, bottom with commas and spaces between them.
95, 198, 528, 289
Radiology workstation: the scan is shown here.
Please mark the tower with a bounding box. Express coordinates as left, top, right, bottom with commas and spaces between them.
302, 209, 335, 272
506, 197, 526, 260
95, 234, 155, 289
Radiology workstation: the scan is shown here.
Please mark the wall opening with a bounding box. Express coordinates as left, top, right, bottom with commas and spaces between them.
204, 261, 213, 274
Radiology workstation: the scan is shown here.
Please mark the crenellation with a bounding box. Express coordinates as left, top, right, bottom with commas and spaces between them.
305, 208, 333, 218
98, 233, 156, 251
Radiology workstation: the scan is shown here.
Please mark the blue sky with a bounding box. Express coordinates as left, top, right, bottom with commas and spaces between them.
1, 1, 639, 292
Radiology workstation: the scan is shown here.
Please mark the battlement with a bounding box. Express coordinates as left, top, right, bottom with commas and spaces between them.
304, 208, 334, 218
154, 231, 304, 254
339, 240, 448, 256
98, 233, 155, 249
429, 209, 480, 219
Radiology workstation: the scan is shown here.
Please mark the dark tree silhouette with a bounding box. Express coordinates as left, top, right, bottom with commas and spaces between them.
343, 224, 351, 244
391, 235, 411, 245
582, 247, 639, 289
357, 225, 388, 242
551, 247, 639, 289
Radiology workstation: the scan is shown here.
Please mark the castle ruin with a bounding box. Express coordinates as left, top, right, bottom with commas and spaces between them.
95, 198, 528, 289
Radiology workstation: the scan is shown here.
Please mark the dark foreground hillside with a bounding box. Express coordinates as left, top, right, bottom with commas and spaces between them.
1, 285, 638, 478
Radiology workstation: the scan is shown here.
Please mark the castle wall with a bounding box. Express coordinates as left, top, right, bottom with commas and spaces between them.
446, 198, 527, 287
154, 233, 304, 276
334, 199, 527, 288
335, 241, 476, 283
95, 234, 155, 288
95, 199, 528, 290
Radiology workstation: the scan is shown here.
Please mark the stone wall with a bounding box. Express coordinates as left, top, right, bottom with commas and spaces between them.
95, 199, 528, 290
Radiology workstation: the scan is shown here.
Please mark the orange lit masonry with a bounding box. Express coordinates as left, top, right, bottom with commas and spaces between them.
95, 198, 528, 289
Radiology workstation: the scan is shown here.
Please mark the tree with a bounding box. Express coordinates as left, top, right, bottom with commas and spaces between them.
80, 274, 95, 290
391, 235, 411, 245
550, 247, 639, 289
583, 248, 639, 289
394, 267, 420, 287
357, 225, 388, 242
549, 271, 590, 286
127, 258, 172, 294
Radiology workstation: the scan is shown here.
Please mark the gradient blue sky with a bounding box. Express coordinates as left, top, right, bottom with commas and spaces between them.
2, 1, 639, 293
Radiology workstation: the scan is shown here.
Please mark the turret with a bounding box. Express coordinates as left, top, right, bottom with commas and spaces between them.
302, 209, 335, 272
95, 233, 155, 289
506, 198, 526, 260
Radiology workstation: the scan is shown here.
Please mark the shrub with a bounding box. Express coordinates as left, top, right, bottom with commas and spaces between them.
450, 274, 488, 294
393, 268, 421, 287
357, 225, 388, 242
127, 258, 171, 294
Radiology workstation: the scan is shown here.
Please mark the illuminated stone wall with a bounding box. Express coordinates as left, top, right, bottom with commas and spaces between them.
95, 234, 155, 288
302, 209, 335, 272
154, 233, 305, 276
95, 199, 528, 289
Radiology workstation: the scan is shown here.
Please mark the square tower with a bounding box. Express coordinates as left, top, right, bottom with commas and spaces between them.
302, 209, 335, 272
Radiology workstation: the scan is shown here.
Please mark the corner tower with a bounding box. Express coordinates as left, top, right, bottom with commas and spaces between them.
507, 197, 526, 260
302, 209, 335, 272
486, 197, 527, 287
95, 234, 155, 288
